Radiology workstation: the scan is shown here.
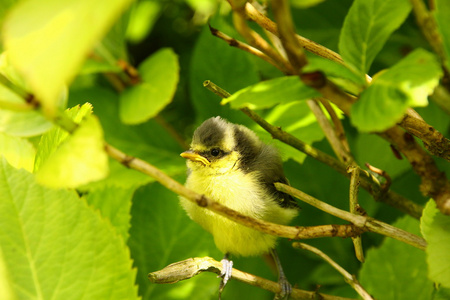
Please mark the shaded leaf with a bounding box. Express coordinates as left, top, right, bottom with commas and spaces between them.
189, 16, 259, 125
360, 216, 433, 299
128, 182, 220, 300
339, 0, 411, 77
351, 49, 442, 132
120, 48, 179, 124
435, 0, 450, 71
0, 159, 139, 300
421, 200, 450, 288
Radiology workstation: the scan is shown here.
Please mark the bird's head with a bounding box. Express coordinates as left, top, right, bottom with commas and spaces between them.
180, 117, 262, 176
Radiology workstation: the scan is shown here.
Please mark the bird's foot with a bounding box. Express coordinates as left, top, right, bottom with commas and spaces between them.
218, 256, 233, 299
273, 274, 292, 300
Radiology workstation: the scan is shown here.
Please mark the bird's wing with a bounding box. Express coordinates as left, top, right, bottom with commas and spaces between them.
271, 177, 300, 209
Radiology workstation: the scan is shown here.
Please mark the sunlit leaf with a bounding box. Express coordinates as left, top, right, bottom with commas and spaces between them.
339, 0, 411, 77
0, 159, 138, 300
0, 133, 35, 172
120, 48, 179, 124
35, 105, 108, 188
2, 0, 133, 116
222, 76, 320, 109
351, 49, 442, 132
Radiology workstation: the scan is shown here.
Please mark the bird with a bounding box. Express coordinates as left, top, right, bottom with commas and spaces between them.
179, 116, 299, 299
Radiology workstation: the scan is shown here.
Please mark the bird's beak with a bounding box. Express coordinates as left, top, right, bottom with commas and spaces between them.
180, 150, 210, 166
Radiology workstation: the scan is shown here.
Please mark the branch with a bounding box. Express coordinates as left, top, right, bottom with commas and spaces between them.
275, 183, 427, 251
409, 0, 449, 76
348, 166, 364, 263
208, 24, 288, 73
227, 0, 294, 74
293, 243, 373, 300
105, 143, 361, 240
270, 0, 307, 71
307, 98, 354, 164
203, 80, 424, 218
243, 2, 343, 64
149, 257, 357, 300
240, 1, 450, 165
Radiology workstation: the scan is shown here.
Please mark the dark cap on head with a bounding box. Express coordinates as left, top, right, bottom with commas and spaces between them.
192, 117, 226, 148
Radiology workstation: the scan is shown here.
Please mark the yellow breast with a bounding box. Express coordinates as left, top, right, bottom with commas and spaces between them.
179, 170, 298, 256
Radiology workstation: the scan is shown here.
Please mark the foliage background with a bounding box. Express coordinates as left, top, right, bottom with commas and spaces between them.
0, 0, 450, 299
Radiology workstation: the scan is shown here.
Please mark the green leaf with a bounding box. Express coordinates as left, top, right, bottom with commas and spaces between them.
421, 200, 450, 288
128, 182, 220, 300
360, 216, 433, 299
222, 76, 320, 109
189, 17, 259, 124
291, 0, 326, 9
35, 110, 108, 188
435, 0, 450, 71
34, 103, 93, 171
351, 49, 442, 132
0, 247, 16, 300
85, 185, 135, 242
304, 55, 366, 93
126, 1, 161, 44
252, 101, 327, 164
120, 48, 179, 124
0, 158, 139, 300
339, 0, 411, 77
2, 0, 133, 116
0, 132, 35, 172
69, 88, 185, 183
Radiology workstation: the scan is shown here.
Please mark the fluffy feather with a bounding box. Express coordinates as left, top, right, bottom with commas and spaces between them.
179, 116, 299, 256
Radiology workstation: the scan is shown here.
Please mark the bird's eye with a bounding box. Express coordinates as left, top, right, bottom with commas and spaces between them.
210, 148, 221, 157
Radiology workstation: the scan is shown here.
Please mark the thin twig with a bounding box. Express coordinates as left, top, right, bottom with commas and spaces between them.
228, 0, 294, 74
203, 80, 424, 218
293, 243, 373, 300
244, 0, 450, 163
149, 257, 357, 300
270, 0, 307, 71
154, 115, 190, 150
208, 24, 284, 72
409, 0, 448, 74
348, 166, 364, 263
319, 98, 351, 153
275, 183, 427, 251
307, 99, 353, 164
244, 2, 344, 64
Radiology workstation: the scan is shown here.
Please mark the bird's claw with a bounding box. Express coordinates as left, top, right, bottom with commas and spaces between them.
218, 257, 233, 299
273, 275, 292, 300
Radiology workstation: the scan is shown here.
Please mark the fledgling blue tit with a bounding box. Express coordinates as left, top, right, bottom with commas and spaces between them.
180, 116, 299, 299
